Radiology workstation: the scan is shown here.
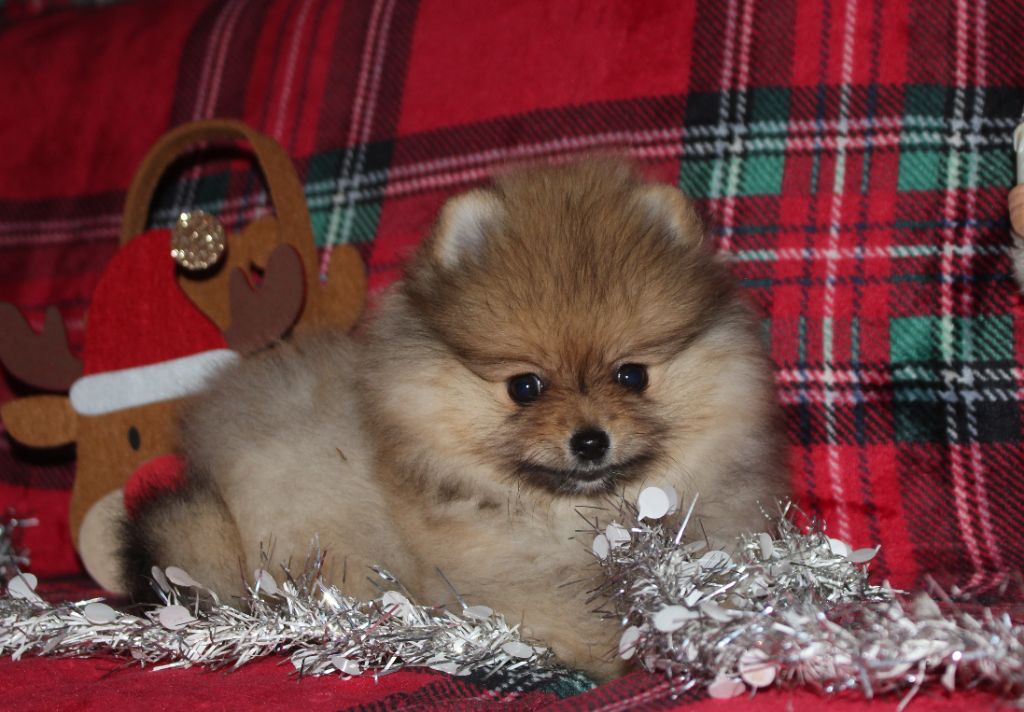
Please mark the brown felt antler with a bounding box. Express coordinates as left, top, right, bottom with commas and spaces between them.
0, 304, 83, 391
223, 244, 305, 355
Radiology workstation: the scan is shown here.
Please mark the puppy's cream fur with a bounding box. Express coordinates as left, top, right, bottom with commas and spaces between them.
121, 159, 788, 680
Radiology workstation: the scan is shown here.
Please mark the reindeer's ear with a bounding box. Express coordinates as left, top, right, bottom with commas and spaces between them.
0, 304, 83, 391
430, 189, 505, 268
223, 244, 305, 355
635, 183, 705, 245
1, 395, 77, 447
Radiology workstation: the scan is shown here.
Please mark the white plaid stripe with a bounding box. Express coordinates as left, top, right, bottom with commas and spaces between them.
706, 0, 745, 254
962, 0, 1005, 583
818, 0, 862, 543
272, 0, 318, 143
167, 0, 249, 219
944, 0, 992, 590
321, 0, 397, 263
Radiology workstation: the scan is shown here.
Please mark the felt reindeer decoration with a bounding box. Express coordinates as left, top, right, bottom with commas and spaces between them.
0, 120, 367, 592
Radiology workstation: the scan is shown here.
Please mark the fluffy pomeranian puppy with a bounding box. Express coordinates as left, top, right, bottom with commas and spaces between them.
120, 159, 788, 679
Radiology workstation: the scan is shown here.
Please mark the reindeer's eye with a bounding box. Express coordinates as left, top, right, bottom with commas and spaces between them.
128, 426, 141, 451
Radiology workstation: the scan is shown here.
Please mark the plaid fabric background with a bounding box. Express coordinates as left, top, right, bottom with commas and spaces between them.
0, 0, 1023, 708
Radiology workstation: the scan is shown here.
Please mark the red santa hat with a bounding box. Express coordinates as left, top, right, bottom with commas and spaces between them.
68, 229, 238, 417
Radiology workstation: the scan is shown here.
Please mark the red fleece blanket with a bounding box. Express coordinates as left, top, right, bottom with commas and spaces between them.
0, 655, 1010, 710
2, 0, 1023, 708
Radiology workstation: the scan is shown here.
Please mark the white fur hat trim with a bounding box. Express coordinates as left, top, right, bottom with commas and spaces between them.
69, 349, 239, 416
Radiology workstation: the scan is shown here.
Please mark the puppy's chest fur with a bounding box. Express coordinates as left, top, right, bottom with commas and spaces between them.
378, 455, 621, 671
386, 456, 593, 582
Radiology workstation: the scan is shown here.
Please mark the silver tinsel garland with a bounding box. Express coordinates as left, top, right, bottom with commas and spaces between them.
591, 489, 1024, 706
2, 493, 1024, 706
0, 514, 33, 581
0, 538, 552, 679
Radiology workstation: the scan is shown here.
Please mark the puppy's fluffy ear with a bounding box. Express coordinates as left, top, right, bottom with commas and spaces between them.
430, 189, 505, 267
636, 183, 705, 245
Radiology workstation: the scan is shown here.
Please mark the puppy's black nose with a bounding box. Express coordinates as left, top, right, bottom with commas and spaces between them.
570, 428, 610, 462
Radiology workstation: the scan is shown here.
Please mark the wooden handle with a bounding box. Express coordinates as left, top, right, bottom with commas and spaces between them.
120, 119, 317, 286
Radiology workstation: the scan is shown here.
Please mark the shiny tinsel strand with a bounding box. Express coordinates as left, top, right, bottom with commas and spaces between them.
0, 514, 34, 582
4, 497, 1024, 705
591, 490, 1024, 705
0, 539, 553, 679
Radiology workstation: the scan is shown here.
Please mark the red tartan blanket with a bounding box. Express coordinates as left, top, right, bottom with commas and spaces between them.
0, 657, 1012, 710
1, 0, 1023, 708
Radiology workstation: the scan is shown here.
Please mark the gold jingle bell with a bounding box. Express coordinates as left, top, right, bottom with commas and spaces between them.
171, 210, 227, 271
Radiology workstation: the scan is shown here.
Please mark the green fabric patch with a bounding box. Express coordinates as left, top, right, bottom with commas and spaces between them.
151, 171, 232, 227
890, 317, 940, 363
305, 150, 342, 190
904, 84, 948, 118
678, 158, 716, 198
968, 316, 1014, 361
742, 154, 785, 195
544, 670, 597, 698
897, 149, 945, 192
976, 149, 1013, 188
748, 87, 790, 123
890, 316, 1013, 363
894, 402, 945, 443
304, 149, 384, 245
311, 201, 381, 247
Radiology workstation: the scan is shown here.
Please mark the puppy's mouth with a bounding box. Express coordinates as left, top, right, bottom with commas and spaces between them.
513, 453, 654, 495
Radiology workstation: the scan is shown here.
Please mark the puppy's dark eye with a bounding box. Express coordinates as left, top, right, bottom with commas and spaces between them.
128, 426, 141, 451
508, 373, 543, 404
615, 363, 648, 392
